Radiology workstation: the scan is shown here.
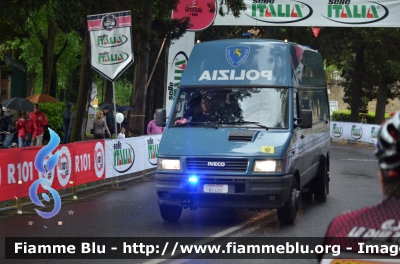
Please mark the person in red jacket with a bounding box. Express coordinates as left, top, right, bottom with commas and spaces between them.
15, 111, 37, 147
29, 104, 48, 146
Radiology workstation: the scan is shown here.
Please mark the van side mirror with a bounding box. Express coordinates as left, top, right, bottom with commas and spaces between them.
155, 108, 166, 127
300, 110, 312, 129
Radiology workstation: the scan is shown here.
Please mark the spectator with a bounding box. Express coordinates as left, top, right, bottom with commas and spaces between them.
62, 104, 71, 144
93, 110, 110, 139
30, 104, 48, 146
15, 111, 37, 147
0, 104, 16, 148
147, 113, 164, 134
117, 127, 126, 139
321, 111, 400, 261
103, 106, 115, 138
360, 114, 367, 124
67, 105, 76, 143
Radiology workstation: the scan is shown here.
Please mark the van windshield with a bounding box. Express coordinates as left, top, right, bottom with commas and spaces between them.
172, 87, 289, 129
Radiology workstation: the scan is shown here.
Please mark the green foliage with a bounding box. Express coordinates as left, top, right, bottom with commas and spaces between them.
39, 102, 66, 140
332, 110, 391, 124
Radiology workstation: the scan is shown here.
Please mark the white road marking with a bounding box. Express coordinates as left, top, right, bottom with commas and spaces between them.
142, 211, 272, 264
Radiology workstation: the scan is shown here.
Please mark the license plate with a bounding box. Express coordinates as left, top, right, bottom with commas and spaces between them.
203, 184, 228, 193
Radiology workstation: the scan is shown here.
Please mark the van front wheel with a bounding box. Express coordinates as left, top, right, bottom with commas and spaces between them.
159, 205, 182, 222
277, 178, 299, 225
314, 159, 328, 203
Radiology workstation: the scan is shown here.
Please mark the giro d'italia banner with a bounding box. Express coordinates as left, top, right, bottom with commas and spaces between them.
330, 121, 381, 144
87, 11, 134, 81
213, 0, 400, 27
165, 32, 195, 116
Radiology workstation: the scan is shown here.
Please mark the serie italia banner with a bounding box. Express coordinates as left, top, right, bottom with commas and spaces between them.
330, 121, 380, 144
165, 32, 195, 116
87, 11, 134, 81
213, 0, 400, 27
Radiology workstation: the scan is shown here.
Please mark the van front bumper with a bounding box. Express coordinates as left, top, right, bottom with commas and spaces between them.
155, 173, 294, 209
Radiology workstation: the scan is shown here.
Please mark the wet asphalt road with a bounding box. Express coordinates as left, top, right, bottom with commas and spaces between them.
0, 142, 382, 264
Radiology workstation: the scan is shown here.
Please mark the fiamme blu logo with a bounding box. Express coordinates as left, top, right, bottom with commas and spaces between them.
324, 0, 389, 24
113, 141, 135, 173
351, 124, 363, 140
332, 123, 343, 137
248, 0, 313, 23
147, 138, 160, 166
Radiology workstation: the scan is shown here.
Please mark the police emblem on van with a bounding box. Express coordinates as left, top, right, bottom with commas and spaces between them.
207, 162, 225, 167
226, 46, 250, 67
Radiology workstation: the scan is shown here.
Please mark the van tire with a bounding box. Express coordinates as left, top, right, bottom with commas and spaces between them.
314, 159, 328, 203
159, 205, 182, 222
277, 177, 298, 225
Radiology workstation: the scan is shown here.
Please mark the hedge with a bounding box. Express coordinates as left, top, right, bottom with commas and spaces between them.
38, 102, 67, 141
332, 110, 391, 124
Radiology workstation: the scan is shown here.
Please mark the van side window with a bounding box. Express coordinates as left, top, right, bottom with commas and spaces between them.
299, 89, 329, 123
293, 92, 300, 127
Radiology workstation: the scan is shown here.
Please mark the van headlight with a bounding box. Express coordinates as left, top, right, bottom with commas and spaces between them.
157, 158, 181, 171
253, 160, 282, 173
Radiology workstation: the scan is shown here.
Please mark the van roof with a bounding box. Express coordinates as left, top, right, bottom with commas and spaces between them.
179, 39, 325, 87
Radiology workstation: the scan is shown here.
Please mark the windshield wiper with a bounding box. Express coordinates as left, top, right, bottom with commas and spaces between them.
174, 118, 219, 129
219, 120, 269, 130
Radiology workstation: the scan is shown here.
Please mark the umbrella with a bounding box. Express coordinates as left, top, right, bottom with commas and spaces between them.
116, 105, 132, 112
1, 97, 34, 112
98, 102, 120, 111
26, 94, 58, 103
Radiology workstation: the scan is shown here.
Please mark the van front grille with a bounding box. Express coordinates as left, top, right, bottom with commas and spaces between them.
186, 158, 248, 172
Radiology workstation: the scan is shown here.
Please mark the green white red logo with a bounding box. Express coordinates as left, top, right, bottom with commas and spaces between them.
167, 51, 188, 101
113, 141, 135, 173
96, 34, 128, 48
324, 1, 389, 24
147, 138, 160, 166
247, 1, 313, 23
97, 51, 129, 65
351, 124, 363, 140
332, 123, 343, 137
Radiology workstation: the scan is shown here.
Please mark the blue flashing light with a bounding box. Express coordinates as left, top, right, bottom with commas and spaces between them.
188, 176, 198, 183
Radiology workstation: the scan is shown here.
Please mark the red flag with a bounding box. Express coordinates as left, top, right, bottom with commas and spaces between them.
312, 27, 321, 37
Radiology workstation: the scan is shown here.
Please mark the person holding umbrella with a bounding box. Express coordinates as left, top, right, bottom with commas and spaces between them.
0, 104, 16, 148
30, 104, 48, 146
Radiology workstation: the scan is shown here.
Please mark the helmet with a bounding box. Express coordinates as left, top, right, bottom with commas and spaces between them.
375, 111, 400, 178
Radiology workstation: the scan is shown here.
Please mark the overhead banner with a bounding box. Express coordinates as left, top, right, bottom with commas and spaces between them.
87, 11, 134, 81
213, 0, 400, 27
172, 0, 217, 31
165, 32, 195, 116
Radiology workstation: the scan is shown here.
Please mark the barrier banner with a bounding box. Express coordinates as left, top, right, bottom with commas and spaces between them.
73, 141, 106, 185
142, 135, 162, 170
0, 145, 75, 202
330, 122, 380, 144
105, 137, 146, 178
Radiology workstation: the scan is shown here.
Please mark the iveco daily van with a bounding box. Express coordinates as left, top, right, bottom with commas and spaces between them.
155, 39, 330, 224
